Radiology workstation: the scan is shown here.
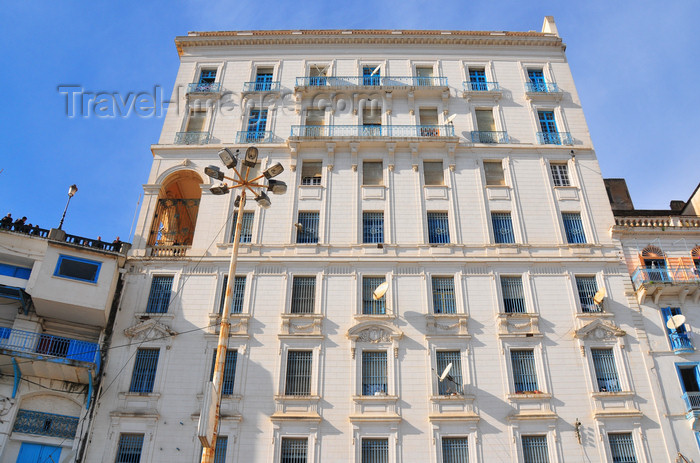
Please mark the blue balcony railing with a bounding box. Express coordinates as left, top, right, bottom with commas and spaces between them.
0, 327, 100, 370
242, 81, 281, 92
471, 131, 509, 144
174, 132, 210, 145
537, 132, 572, 145
13, 409, 79, 439
463, 81, 500, 92
236, 131, 274, 144
669, 332, 694, 354
290, 125, 455, 138
682, 391, 700, 412
525, 82, 561, 93
186, 82, 222, 93
631, 265, 700, 289
295, 76, 448, 88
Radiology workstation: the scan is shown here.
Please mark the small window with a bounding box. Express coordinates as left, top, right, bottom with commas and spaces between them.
362, 276, 386, 315
116, 433, 144, 463
186, 110, 206, 132
424, 161, 444, 186
521, 435, 549, 463
296, 212, 319, 244
501, 276, 525, 313
146, 276, 173, 313
199, 69, 217, 84
363, 212, 384, 244
608, 433, 637, 463
475, 109, 496, 132
363, 161, 383, 186
291, 276, 316, 314
281, 437, 308, 463
0, 263, 32, 280
484, 161, 505, 186
591, 348, 621, 392
219, 275, 246, 314
511, 350, 538, 393
562, 213, 586, 244
432, 277, 456, 314
129, 348, 159, 393
436, 351, 463, 395
550, 164, 570, 187
442, 437, 469, 463
54, 255, 101, 283
210, 350, 237, 395
231, 211, 254, 243
419, 108, 439, 136
285, 350, 313, 396
575, 276, 600, 313
362, 351, 387, 395
301, 161, 322, 186
492, 212, 515, 244
427, 212, 450, 244
305, 109, 325, 126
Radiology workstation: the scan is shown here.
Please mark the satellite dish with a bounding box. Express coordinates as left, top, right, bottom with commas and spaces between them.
667, 314, 687, 331
445, 114, 456, 124
593, 288, 606, 305
439, 363, 453, 381
370, 66, 381, 76
373, 281, 389, 300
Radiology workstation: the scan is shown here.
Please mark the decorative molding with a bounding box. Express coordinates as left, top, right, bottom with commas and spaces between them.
124, 319, 177, 345
347, 321, 403, 359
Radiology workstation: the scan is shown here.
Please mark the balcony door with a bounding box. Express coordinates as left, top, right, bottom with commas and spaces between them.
17, 443, 62, 463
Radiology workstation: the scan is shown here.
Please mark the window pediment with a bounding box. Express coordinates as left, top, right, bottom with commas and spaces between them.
347, 321, 403, 359
574, 319, 625, 341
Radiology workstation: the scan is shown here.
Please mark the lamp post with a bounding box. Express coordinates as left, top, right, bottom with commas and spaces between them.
58, 184, 78, 230
198, 147, 286, 463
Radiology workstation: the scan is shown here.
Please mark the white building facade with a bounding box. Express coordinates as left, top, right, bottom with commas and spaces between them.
84, 18, 680, 462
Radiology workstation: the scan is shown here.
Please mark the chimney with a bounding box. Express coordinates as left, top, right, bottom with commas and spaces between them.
670, 200, 685, 211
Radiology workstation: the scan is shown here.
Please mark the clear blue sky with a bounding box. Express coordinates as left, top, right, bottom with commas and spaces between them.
1, 1, 698, 241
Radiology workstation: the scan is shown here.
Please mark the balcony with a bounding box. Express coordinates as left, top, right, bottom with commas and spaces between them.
147, 245, 190, 257
631, 265, 700, 303
186, 82, 222, 94
242, 81, 281, 92
682, 391, 700, 412
0, 328, 100, 383
12, 409, 79, 439
471, 131, 509, 144
669, 332, 694, 354
525, 82, 561, 93
236, 131, 275, 144
537, 132, 572, 145
295, 76, 448, 90
463, 81, 500, 92
290, 124, 455, 139
174, 132, 210, 145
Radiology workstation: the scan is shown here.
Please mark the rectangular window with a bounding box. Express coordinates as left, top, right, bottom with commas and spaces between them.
213, 436, 228, 463
608, 433, 637, 463
363, 161, 383, 186
281, 437, 308, 463
591, 348, 621, 392
576, 277, 600, 313
511, 350, 538, 392
54, 255, 101, 283
309, 65, 327, 86
363, 107, 382, 126
199, 69, 217, 83
210, 350, 237, 395
362, 352, 387, 395
550, 164, 570, 187
219, 275, 246, 314
363, 212, 384, 244
475, 109, 496, 132
255, 67, 274, 91
231, 211, 254, 243
363, 66, 381, 85
247, 109, 268, 142
129, 349, 159, 393
296, 212, 319, 244
521, 435, 549, 463
305, 110, 325, 136
362, 438, 388, 463
419, 108, 439, 136
469, 67, 487, 90
432, 277, 456, 314
423, 161, 444, 186
116, 433, 144, 463
501, 276, 525, 313
285, 350, 313, 396
662, 307, 692, 352
16, 443, 62, 462
301, 161, 322, 185
527, 69, 546, 91
291, 276, 316, 314
146, 276, 173, 313
416, 66, 434, 86
427, 212, 450, 244
562, 213, 586, 244
492, 212, 515, 244
186, 110, 206, 132
436, 351, 463, 395
442, 437, 469, 463
0, 263, 32, 280
362, 276, 386, 315
537, 110, 557, 133
484, 161, 505, 186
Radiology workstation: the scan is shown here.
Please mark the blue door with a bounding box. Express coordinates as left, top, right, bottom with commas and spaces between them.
17, 443, 62, 463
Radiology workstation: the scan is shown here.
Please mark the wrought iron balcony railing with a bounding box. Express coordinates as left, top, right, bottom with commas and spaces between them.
186, 82, 222, 93
537, 132, 572, 145
0, 327, 100, 370
290, 125, 455, 138
463, 81, 500, 92
682, 391, 700, 411
242, 81, 281, 92
295, 76, 448, 88
525, 82, 561, 93
471, 131, 509, 144
631, 265, 700, 289
236, 131, 274, 144
174, 131, 210, 145
13, 409, 79, 439
669, 332, 694, 354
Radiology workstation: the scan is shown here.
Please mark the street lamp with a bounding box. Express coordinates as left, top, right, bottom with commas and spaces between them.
58, 184, 78, 230
198, 147, 286, 463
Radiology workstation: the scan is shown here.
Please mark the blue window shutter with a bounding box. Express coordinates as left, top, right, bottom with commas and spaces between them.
18, 443, 63, 463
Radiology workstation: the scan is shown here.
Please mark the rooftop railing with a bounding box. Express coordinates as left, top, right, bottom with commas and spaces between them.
295, 76, 448, 88
290, 124, 455, 138
174, 131, 210, 145
471, 131, 509, 144
537, 132, 572, 145
682, 391, 700, 411
1, 225, 129, 254
13, 409, 80, 439
186, 82, 222, 93
236, 131, 275, 144
615, 216, 700, 228
0, 327, 100, 370
525, 82, 561, 93
242, 81, 281, 92
147, 245, 190, 257
631, 265, 700, 289
463, 81, 500, 92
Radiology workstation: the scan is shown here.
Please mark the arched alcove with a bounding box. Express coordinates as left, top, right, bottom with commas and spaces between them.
148, 170, 202, 247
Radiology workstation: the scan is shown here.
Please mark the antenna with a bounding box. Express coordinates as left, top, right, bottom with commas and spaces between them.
373, 281, 389, 300
667, 314, 687, 331
439, 363, 453, 382
593, 288, 606, 306
445, 114, 456, 124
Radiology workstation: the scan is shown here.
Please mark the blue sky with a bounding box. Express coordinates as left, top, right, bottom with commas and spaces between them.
1, 1, 698, 241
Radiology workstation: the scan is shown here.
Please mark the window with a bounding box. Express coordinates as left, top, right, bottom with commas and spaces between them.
511, 350, 538, 392
527, 69, 546, 92
363, 65, 380, 86
362, 276, 386, 315
416, 66, 434, 85
576, 277, 600, 313
591, 348, 621, 392
550, 163, 570, 187
296, 212, 319, 244
521, 435, 549, 463
475, 109, 496, 132
129, 349, 159, 393
436, 351, 463, 395
537, 110, 559, 145
419, 108, 439, 136
363, 212, 384, 244
255, 67, 274, 91
301, 161, 322, 185
199, 69, 217, 83
562, 213, 586, 244
678, 365, 700, 411
427, 212, 450, 244
484, 161, 505, 186
469, 67, 487, 90
362, 351, 387, 395
210, 349, 237, 395
116, 433, 144, 463
54, 255, 101, 283
0, 263, 32, 280
432, 277, 456, 314
309, 65, 327, 86
501, 277, 525, 313
213, 436, 228, 463
281, 437, 308, 463
423, 161, 444, 186
246, 109, 268, 142
362, 107, 382, 135
146, 276, 173, 313
219, 275, 246, 314
285, 350, 313, 396
186, 109, 206, 132
231, 211, 254, 243
304, 110, 325, 136
362, 438, 388, 463
363, 161, 383, 186
608, 433, 637, 463
662, 307, 692, 352
291, 276, 316, 314
442, 437, 469, 463
492, 212, 515, 244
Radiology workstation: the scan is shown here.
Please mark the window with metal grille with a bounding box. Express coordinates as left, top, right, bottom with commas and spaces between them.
116, 433, 144, 463
662, 307, 692, 352
428, 212, 450, 244
291, 277, 316, 314
442, 437, 469, 463
362, 276, 386, 314
432, 277, 456, 314
146, 276, 173, 313
436, 351, 463, 395
562, 212, 586, 244
362, 438, 388, 462
576, 276, 600, 312
210, 349, 237, 395
363, 161, 383, 185
484, 161, 505, 186
281, 437, 308, 463
521, 435, 549, 463
591, 348, 621, 392
501, 277, 525, 313
214, 436, 228, 463
219, 275, 246, 314
362, 351, 387, 395
129, 348, 159, 393
231, 211, 254, 243
363, 212, 384, 244
424, 161, 444, 186
608, 433, 637, 463
301, 161, 322, 185
550, 164, 570, 187
363, 107, 382, 126
285, 351, 313, 396
492, 212, 515, 244
296, 212, 319, 244
511, 350, 538, 392
199, 70, 217, 83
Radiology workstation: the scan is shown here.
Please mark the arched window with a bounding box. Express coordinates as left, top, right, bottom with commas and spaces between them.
640, 245, 667, 282
148, 170, 202, 247
692, 246, 700, 273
